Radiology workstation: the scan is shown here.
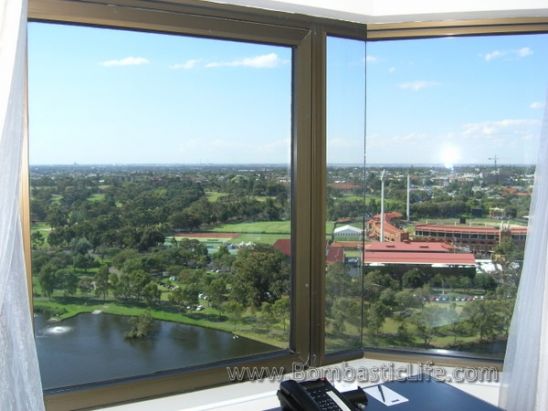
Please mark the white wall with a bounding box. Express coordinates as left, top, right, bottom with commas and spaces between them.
208, 0, 548, 23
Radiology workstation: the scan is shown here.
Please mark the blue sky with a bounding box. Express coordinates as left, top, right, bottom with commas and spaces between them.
365, 35, 548, 166
29, 23, 547, 166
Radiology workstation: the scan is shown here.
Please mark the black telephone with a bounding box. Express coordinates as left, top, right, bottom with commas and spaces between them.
277, 378, 367, 411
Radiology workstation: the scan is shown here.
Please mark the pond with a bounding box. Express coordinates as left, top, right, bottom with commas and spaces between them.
34, 313, 277, 390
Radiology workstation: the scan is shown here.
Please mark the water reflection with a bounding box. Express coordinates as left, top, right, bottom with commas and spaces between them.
35, 313, 276, 389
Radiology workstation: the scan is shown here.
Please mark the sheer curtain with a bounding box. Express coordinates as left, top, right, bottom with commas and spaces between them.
0, 0, 45, 409
499, 95, 548, 411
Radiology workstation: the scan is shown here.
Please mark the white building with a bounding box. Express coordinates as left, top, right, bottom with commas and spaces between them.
333, 224, 363, 240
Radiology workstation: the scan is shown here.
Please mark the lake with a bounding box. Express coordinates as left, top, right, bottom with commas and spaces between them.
34, 313, 277, 390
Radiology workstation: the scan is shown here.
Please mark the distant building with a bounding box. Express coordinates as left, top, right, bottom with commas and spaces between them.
367, 211, 409, 242
414, 223, 527, 254
333, 224, 363, 240
363, 241, 476, 277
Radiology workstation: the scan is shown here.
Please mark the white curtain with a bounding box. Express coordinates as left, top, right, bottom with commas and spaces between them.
499, 94, 548, 411
0, 0, 45, 410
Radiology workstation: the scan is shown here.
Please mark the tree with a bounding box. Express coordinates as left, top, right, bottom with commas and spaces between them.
446, 303, 462, 345
60, 269, 79, 296
363, 270, 397, 300
39, 269, 58, 298
273, 296, 290, 332
143, 282, 161, 306
326, 263, 352, 297
462, 300, 501, 342
73, 253, 97, 273
231, 245, 289, 307
261, 302, 275, 327
113, 273, 132, 301
394, 289, 421, 310
169, 209, 202, 231
212, 245, 235, 272
169, 284, 199, 312
402, 268, 426, 289
207, 278, 227, 318
95, 265, 110, 302
332, 310, 346, 335
411, 306, 446, 347
31, 231, 45, 248
125, 312, 155, 339
474, 273, 497, 291
128, 270, 152, 301
168, 287, 187, 312
366, 301, 391, 336
73, 237, 93, 255
136, 227, 165, 252
224, 301, 244, 322
78, 276, 94, 295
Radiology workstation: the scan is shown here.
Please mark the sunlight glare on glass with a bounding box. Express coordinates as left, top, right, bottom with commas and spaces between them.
440, 145, 461, 169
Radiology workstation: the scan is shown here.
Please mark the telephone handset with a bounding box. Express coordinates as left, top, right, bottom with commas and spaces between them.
277, 378, 366, 411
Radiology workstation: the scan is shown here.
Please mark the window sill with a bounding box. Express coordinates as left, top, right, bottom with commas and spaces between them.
98, 358, 501, 410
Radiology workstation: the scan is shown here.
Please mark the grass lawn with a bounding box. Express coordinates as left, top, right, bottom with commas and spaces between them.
212, 221, 291, 234
236, 233, 290, 245
205, 191, 225, 202
32, 222, 51, 234
212, 220, 336, 236
88, 193, 106, 202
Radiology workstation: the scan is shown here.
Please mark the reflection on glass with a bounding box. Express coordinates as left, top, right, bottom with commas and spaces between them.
28, 22, 292, 389
325, 36, 366, 352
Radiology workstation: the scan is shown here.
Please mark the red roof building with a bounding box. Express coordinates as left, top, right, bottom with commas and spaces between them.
363, 241, 476, 271
367, 211, 409, 242
414, 224, 527, 254
364, 251, 475, 266
365, 241, 454, 253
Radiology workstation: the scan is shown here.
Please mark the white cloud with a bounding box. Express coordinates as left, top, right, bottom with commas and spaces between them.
169, 59, 200, 70
483, 50, 504, 62
461, 119, 539, 138
366, 55, 379, 63
205, 53, 282, 69
398, 80, 439, 91
530, 101, 545, 110
517, 47, 533, 57
388, 66, 396, 74
101, 56, 150, 67
482, 47, 533, 62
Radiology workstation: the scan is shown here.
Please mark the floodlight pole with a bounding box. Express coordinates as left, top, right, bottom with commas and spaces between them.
380, 170, 385, 242
406, 172, 410, 222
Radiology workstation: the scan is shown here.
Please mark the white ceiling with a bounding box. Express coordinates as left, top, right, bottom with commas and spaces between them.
207, 0, 548, 23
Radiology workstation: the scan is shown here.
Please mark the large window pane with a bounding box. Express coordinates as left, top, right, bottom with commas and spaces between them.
28, 22, 292, 389
325, 36, 366, 352
364, 34, 548, 357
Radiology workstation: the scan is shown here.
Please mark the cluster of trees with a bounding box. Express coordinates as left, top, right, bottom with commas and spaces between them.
325, 262, 516, 351
34, 237, 290, 324
31, 167, 290, 251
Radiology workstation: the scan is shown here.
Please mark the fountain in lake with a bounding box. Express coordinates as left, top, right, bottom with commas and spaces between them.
44, 326, 72, 335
